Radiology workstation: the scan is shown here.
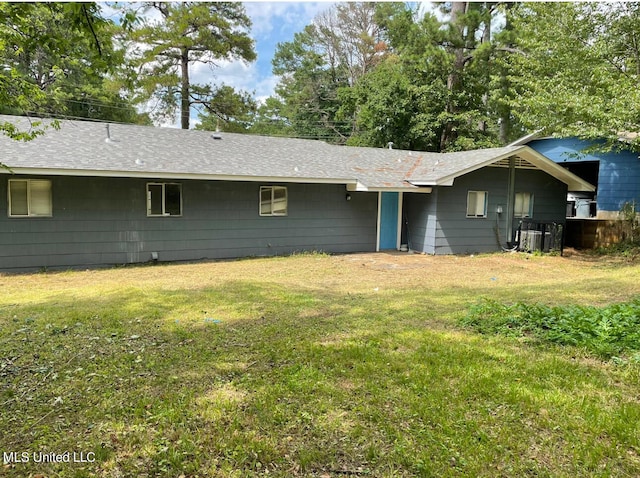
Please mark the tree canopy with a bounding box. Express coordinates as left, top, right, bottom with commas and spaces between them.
260, 1, 640, 152
3, 1, 640, 153
0, 2, 146, 140
264, 2, 518, 151
123, 1, 255, 130
267, 2, 382, 143
10, 4, 125, 119
507, 2, 640, 150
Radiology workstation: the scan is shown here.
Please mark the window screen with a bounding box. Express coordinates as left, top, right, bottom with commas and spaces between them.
9, 180, 29, 216
8, 179, 52, 217
514, 192, 533, 218
260, 186, 288, 216
466, 191, 487, 218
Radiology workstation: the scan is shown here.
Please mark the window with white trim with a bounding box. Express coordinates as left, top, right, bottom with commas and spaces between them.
260, 186, 287, 216
8, 179, 52, 217
514, 192, 534, 218
466, 190, 487, 218
147, 183, 182, 216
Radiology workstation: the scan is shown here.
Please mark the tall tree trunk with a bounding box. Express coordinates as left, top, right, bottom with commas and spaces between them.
478, 2, 492, 133
440, 1, 468, 151
498, 3, 515, 144
180, 48, 190, 130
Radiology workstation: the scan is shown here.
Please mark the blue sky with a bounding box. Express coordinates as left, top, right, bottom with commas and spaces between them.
189, 2, 334, 122
244, 1, 333, 97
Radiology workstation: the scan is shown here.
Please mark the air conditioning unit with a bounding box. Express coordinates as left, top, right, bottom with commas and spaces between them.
519, 230, 542, 252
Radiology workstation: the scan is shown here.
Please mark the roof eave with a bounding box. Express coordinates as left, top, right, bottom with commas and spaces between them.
516, 146, 596, 192
411, 148, 522, 187
1, 167, 360, 186
409, 146, 595, 192
507, 130, 544, 147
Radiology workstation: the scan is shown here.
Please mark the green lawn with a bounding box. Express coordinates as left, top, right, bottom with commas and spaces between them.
1, 252, 639, 477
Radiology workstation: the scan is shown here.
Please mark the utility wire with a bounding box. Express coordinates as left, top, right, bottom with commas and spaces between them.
11, 109, 352, 139
23, 97, 361, 128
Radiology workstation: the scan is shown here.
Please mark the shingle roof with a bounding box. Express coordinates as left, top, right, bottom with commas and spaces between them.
0, 115, 594, 191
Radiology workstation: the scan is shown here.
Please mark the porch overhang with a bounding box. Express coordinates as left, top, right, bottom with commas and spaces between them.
408, 146, 595, 192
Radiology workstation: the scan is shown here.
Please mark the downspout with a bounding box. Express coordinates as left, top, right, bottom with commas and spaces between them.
506, 156, 516, 245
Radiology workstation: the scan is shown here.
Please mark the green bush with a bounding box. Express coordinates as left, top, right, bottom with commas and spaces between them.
462, 298, 640, 360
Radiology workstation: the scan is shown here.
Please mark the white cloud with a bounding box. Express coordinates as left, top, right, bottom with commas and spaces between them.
254, 75, 281, 104
190, 60, 279, 105
191, 60, 255, 90
244, 2, 333, 39
417, 1, 445, 21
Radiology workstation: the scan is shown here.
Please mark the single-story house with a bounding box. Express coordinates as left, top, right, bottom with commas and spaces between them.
511, 134, 640, 219
0, 115, 593, 270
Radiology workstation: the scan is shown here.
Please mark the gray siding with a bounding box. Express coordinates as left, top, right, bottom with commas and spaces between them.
404, 190, 437, 254
406, 167, 567, 255
0, 176, 377, 270
514, 169, 568, 223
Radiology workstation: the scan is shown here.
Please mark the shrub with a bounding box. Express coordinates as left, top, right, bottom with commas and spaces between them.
461, 298, 640, 360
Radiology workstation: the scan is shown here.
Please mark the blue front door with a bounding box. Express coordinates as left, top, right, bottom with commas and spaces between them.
379, 192, 399, 250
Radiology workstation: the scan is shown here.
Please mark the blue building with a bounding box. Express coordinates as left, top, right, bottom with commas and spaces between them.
519, 136, 640, 219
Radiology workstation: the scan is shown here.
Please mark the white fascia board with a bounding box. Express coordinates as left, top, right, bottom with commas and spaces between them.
410, 146, 595, 192
507, 130, 544, 147
1, 167, 359, 186
346, 181, 371, 192
370, 186, 432, 193
407, 180, 436, 187
409, 150, 518, 187
517, 146, 596, 192
347, 182, 432, 193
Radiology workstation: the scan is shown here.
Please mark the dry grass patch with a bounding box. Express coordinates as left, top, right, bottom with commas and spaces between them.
1, 251, 639, 477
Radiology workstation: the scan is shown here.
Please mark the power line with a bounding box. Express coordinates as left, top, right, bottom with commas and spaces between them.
14, 110, 142, 126
12, 108, 417, 144
18, 95, 365, 129
11, 109, 351, 139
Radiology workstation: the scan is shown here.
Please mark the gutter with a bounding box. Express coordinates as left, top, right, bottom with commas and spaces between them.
0, 167, 360, 187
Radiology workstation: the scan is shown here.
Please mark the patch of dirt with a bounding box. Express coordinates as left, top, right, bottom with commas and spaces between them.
1, 250, 638, 307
